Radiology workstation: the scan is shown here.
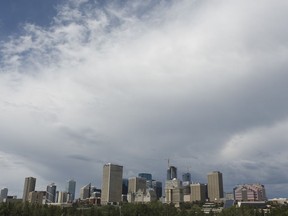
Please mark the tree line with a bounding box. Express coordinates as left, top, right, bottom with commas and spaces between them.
0, 201, 287, 216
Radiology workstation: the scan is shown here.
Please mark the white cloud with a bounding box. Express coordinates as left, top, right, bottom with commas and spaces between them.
0, 0, 288, 197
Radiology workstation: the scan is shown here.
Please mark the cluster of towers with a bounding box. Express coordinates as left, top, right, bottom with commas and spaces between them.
21, 177, 76, 204
0, 163, 267, 205
100, 163, 162, 204
165, 165, 224, 206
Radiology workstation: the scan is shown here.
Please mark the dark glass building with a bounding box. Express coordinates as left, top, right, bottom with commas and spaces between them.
167, 166, 177, 180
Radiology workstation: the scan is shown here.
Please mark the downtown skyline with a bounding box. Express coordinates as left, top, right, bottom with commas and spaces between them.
0, 0, 288, 198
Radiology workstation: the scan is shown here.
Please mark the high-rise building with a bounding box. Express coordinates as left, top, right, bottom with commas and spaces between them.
0, 188, 8, 200
66, 179, 76, 201
22, 177, 36, 202
138, 173, 153, 188
207, 171, 224, 202
122, 178, 128, 195
165, 178, 183, 206
233, 183, 267, 201
80, 183, 91, 200
191, 183, 206, 202
46, 183, 57, 203
127, 177, 147, 203
167, 166, 177, 180
28, 191, 45, 204
128, 177, 147, 194
57, 191, 68, 203
101, 163, 123, 205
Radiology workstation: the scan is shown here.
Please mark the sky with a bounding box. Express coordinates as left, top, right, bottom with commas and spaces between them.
0, 0, 288, 199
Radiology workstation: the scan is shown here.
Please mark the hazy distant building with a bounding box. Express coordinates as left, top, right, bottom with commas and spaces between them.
46, 183, 57, 203
66, 179, 76, 201
80, 183, 91, 200
191, 183, 206, 202
122, 178, 128, 195
139, 173, 153, 188
28, 191, 45, 204
225, 192, 234, 200
234, 183, 267, 201
101, 163, 123, 205
0, 188, 8, 200
22, 177, 36, 202
207, 171, 224, 202
167, 166, 177, 180
182, 173, 191, 182
138, 173, 152, 180
152, 180, 162, 199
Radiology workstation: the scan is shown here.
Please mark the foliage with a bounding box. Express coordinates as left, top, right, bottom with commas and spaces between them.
1, 201, 288, 216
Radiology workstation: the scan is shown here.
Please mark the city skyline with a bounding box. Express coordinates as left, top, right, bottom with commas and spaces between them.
0, 0, 288, 199
0, 164, 272, 202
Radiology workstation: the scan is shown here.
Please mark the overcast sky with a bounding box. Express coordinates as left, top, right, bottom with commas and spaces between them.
0, 0, 288, 199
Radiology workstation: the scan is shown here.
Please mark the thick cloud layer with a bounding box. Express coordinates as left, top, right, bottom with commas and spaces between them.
0, 0, 288, 198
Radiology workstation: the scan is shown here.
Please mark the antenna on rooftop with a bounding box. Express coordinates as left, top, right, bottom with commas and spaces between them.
164, 158, 170, 168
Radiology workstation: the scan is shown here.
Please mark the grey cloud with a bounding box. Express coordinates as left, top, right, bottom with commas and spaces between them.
67, 154, 92, 162
0, 0, 288, 198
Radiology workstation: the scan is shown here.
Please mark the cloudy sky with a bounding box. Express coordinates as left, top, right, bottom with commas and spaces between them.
0, 0, 288, 198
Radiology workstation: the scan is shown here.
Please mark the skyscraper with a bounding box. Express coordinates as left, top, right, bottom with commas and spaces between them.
80, 183, 91, 200
101, 163, 123, 205
167, 166, 177, 180
22, 177, 36, 202
46, 183, 57, 203
191, 183, 206, 202
122, 178, 128, 195
66, 179, 76, 201
207, 171, 224, 202
128, 177, 147, 194
57, 191, 68, 203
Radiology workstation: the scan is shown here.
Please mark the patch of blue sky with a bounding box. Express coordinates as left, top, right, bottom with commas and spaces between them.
0, 0, 62, 39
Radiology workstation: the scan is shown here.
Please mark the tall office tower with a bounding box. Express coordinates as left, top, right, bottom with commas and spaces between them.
57, 191, 68, 203
80, 183, 91, 200
233, 183, 267, 201
182, 172, 191, 195
101, 163, 123, 205
165, 178, 183, 206
191, 183, 206, 202
122, 178, 128, 195
128, 177, 147, 194
167, 166, 177, 180
152, 180, 162, 199
0, 188, 8, 200
66, 179, 76, 201
207, 171, 224, 202
22, 177, 36, 202
28, 191, 45, 204
46, 183, 56, 203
